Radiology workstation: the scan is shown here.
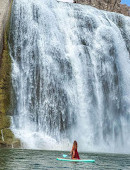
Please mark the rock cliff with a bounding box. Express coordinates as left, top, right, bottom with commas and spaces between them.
0, 0, 20, 148
75, 0, 130, 17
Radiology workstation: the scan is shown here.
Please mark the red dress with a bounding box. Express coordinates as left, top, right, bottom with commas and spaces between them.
71, 148, 80, 159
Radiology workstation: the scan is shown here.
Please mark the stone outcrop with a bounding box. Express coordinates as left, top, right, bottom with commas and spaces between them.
74, 0, 130, 17
0, 0, 21, 148
0, 0, 11, 56
0, 116, 21, 148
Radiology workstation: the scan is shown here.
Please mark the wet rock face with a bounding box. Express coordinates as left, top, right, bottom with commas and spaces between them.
0, 0, 21, 148
0, 0, 12, 56
0, 115, 21, 148
75, 0, 130, 16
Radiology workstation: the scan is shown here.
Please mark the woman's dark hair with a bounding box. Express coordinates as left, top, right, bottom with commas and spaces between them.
72, 140, 78, 150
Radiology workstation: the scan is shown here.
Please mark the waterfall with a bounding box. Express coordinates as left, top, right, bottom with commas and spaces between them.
9, 0, 130, 153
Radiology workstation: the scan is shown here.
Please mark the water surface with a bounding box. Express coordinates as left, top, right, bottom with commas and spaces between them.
0, 149, 130, 169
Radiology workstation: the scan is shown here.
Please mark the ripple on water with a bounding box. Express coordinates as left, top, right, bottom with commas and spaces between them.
0, 149, 130, 170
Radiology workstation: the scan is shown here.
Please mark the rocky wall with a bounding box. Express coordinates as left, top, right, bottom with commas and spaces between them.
0, 0, 20, 148
74, 0, 130, 17
0, 0, 11, 56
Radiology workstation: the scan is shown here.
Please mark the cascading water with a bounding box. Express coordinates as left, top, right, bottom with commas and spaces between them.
9, 0, 130, 153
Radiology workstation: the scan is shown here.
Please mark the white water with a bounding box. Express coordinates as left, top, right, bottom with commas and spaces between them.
58, 0, 73, 2
9, 0, 130, 153
1, 129, 4, 142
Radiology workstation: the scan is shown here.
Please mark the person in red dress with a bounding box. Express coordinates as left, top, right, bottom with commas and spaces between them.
71, 140, 80, 159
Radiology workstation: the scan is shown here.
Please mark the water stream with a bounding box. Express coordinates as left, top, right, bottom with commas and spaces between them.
1, 130, 4, 142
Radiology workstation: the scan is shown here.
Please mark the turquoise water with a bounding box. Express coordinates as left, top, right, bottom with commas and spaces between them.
0, 149, 130, 169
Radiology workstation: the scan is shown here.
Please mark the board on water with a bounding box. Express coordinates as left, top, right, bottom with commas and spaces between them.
56, 158, 95, 163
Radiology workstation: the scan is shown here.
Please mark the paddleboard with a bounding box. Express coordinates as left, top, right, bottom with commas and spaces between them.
56, 158, 95, 162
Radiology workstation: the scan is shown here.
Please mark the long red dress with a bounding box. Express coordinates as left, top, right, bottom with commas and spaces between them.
71, 148, 80, 159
